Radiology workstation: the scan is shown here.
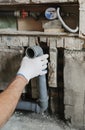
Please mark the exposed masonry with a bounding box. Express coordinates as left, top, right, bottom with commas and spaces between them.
0, 36, 84, 49
0, 0, 78, 3
64, 50, 85, 128
0, 35, 84, 88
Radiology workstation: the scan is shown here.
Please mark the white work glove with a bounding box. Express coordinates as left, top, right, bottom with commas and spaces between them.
17, 54, 48, 82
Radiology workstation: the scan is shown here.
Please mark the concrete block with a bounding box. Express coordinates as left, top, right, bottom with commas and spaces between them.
64, 105, 73, 120
32, 0, 77, 3
64, 37, 84, 50
29, 37, 36, 46
1, 36, 29, 47
14, 0, 30, 3
64, 49, 85, 91
48, 38, 57, 87
64, 89, 74, 105
56, 37, 64, 48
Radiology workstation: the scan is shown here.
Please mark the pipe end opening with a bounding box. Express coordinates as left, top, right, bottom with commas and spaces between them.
26, 48, 35, 58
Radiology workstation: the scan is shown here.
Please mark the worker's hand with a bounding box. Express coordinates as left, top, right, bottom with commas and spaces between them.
17, 54, 49, 82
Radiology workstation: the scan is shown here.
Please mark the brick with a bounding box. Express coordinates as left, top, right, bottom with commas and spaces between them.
72, 92, 84, 127
14, 0, 30, 3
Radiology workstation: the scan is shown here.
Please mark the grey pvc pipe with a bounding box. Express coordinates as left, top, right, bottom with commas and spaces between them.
17, 46, 48, 112
57, 7, 79, 33
38, 75, 48, 111
16, 101, 41, 113
26, 45, 48, 111
26, 45, 43, 58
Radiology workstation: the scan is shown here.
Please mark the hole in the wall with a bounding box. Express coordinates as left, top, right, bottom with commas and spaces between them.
0, 44, 65, 120
57, 48, 64, 119
23, 45, 65, 119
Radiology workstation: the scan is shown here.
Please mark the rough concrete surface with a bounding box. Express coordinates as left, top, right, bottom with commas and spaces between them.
0, 111, 78, 130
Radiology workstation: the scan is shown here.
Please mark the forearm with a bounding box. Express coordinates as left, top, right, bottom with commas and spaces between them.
0, 54, 48, 128
0, 75, 28, 127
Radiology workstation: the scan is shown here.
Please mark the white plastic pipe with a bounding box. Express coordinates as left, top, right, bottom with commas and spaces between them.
57, 7, 79, 33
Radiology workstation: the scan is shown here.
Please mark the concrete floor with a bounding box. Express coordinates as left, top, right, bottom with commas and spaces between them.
0, 111, 78, 130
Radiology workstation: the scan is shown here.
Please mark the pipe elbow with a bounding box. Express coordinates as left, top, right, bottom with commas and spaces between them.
25, 46, 48, 112
26, 45, 43, 58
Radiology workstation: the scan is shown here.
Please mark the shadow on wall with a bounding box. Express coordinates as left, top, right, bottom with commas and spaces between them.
0, 51, 23, 83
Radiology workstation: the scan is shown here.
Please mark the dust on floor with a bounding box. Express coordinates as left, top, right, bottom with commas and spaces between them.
1, 111, 78, 130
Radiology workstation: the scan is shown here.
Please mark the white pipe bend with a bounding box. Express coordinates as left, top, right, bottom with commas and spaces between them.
57, 7, 79, 33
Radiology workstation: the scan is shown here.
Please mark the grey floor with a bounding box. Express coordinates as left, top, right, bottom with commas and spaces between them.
0, 111, 78, 130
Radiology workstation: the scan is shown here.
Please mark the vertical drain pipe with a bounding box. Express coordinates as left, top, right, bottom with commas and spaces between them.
17, 46, 48, 112
26, 45, 48, 112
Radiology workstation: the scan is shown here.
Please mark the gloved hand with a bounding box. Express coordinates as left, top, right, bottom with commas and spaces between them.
17, 54, 48, 82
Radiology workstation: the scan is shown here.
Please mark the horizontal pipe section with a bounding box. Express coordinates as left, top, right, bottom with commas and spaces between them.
16, 101, 41, 113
